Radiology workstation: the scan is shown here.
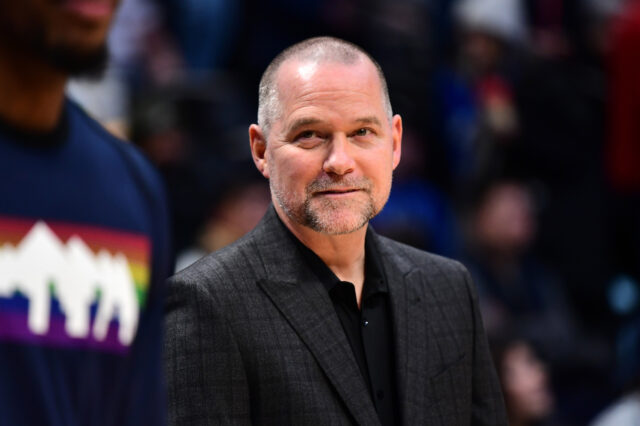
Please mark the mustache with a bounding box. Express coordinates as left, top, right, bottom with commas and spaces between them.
306, 176, 372, 193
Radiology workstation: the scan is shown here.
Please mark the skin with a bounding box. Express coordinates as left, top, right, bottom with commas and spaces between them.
0, 0, 120, 131
474, 183, 535, 260
249, 56, 402, 305
502, 342, 553, 426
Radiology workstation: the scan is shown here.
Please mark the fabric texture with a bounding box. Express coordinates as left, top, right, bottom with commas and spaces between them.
165, 206, 506, 425
298, 229, 398, 424
0, 99, 170, 426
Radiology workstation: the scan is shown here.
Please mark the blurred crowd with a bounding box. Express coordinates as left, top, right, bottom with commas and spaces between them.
68, 0, 640, 424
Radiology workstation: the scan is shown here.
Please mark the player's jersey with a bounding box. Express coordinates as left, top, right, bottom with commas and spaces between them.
0, 100, 170, 426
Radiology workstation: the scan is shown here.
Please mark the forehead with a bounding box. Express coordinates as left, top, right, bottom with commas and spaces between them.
274, 58, 385, 120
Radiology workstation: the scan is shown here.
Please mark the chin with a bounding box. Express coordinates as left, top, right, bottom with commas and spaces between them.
308, 216, 369, 235
46, 42, 109, 77
304, 202, 375, 235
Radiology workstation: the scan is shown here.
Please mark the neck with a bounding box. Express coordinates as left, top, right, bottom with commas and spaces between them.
275, 205, 368, 305
0, 43, 67, 132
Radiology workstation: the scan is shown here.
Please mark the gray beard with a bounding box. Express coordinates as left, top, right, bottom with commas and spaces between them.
301, 192, 375, 235
270, 175, 378, 235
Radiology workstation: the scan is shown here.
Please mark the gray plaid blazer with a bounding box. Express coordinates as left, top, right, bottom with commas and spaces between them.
164, 207, 506, 425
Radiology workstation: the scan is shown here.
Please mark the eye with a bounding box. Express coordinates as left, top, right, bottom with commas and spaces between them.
298, 130, 317, 139
293, 130, 324, 148
353, 128, 372, 137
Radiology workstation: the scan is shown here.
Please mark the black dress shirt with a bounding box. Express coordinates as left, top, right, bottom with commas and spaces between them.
293, 228, 399, 425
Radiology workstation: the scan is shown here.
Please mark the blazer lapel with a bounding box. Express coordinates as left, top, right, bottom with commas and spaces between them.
385, 263, 428, 424
253, 208, 381, 426
376, 233, 457, 426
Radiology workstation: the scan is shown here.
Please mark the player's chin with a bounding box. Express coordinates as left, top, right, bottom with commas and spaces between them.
46, 42, 109, 76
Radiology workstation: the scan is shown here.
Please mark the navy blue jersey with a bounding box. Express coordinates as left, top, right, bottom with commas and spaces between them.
0, 100, 170, 426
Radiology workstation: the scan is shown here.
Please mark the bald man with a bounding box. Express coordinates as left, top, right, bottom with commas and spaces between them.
165, 37, 506, 426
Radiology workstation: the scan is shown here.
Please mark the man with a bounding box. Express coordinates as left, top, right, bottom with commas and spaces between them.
0, 1, 170, 425
165, 37, 506, 425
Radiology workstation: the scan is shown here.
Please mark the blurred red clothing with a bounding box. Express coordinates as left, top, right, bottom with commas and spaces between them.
608, 0, 640, 192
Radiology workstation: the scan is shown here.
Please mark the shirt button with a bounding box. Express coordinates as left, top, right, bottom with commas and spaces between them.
362, 319, 369, 327
377, 390, 384, 400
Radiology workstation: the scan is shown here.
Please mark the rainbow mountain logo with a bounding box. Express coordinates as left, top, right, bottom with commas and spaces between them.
0, 218, 150, 353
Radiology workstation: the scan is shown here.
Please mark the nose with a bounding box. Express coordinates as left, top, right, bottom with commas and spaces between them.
323, 134, 355, 176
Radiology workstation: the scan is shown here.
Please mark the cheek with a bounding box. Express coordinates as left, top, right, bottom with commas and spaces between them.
42, 4, 114, 50
54, 24, 111, 50
270, 150, 317, 192
363, 151, 394, 196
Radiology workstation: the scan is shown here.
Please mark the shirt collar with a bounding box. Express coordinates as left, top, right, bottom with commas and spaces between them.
279, 217, 388, 298
0, 101, 69, 149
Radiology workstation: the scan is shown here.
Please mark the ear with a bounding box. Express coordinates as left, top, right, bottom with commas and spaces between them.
391, 114, 403, 170
249, 124, 269, 178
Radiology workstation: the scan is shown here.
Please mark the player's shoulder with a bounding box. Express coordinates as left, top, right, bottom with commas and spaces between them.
67, 99, 166, 202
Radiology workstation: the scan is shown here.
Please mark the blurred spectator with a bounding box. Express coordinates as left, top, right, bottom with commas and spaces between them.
463, 179, 611, 422
464, 180, 611, 420
462, 180, 575, 356
512, 0, 612, 330
67, 0, 176, 136
131, 74, 255, 258
432, 0, 524, 192
491, 336, 556, 426
175, 176, 270, 272
525, 0, 577, 58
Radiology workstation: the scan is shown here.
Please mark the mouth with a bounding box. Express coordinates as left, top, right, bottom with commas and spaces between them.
60, 0, 113, 20
315, 188, 361, 197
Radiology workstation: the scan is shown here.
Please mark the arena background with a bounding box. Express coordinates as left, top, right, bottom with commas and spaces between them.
67, 0, 640, 424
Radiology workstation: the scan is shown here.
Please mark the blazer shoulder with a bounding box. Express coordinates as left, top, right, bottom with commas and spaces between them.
375, 233, 469, 278
169, 229, 263, 293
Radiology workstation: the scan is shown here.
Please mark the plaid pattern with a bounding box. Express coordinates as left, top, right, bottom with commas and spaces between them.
164, 207, 507, 425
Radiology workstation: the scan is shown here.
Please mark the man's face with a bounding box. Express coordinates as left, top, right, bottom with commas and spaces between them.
254, 58, 402, 235
0, 0, 120, 75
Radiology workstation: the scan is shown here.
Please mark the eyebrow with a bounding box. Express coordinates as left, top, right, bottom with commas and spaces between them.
285, 115, 383, 135
286, 118, 323, 135
354, 116, 382, 127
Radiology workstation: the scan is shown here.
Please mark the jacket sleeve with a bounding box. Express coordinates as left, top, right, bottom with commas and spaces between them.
460, 265, 508, 425
164, 275, 251, 426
